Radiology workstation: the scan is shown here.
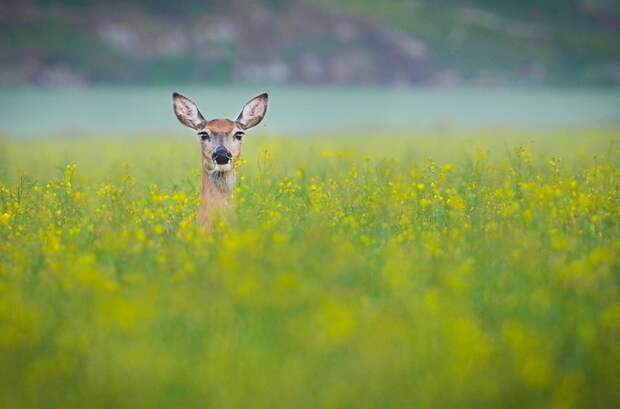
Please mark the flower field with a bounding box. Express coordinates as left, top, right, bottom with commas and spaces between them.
1, 129, 619, 408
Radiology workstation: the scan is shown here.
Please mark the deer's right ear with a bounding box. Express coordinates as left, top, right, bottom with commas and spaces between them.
172, 92, 206, 130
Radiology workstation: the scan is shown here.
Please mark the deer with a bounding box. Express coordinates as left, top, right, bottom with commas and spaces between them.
172, 92, 268, 229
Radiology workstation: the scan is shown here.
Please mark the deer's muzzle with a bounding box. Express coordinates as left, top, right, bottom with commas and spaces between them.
212, 146, 233, 165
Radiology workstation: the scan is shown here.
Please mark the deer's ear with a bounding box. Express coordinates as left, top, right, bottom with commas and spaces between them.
236, 93, 268, 130
172, 92, 206, 130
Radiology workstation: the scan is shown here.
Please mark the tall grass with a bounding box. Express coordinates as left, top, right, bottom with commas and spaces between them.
1, 129, 619, 408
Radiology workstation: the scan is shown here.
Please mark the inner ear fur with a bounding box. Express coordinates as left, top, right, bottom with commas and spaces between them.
173, 92, 206, 130
236, 93, 268, 130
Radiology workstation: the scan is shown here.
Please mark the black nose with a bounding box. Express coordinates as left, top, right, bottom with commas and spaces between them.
212, 147, 232, 165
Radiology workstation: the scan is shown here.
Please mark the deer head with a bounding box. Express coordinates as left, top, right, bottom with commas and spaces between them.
172, 92, 268, 175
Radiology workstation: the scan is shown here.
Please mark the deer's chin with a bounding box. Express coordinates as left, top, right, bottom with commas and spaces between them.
212, 163, 233, 172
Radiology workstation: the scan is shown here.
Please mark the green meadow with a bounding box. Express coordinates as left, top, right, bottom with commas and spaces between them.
0, 129, 619, 408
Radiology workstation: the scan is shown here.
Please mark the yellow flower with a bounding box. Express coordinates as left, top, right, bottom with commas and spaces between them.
0, 212, 13, 225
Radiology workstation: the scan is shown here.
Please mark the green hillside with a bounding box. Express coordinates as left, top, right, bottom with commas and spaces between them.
1, 0, 618, 86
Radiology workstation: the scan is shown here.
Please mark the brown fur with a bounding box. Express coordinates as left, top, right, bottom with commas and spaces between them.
198, 170, 234, 231
195, 122, 247, 229
205, 119, 236, 134
172, 92, 268, 231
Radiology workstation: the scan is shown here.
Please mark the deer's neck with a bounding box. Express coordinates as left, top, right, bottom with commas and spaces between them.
203, 170, 236, 194
198, 163, 236, 227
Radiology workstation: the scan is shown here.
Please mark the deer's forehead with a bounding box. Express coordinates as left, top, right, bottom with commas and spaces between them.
206, 119, 235, 134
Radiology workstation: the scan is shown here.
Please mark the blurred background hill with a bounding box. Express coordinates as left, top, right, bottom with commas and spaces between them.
1, 0, 619, 87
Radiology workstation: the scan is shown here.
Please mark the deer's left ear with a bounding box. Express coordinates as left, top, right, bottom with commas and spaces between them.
236, 93, 268, 130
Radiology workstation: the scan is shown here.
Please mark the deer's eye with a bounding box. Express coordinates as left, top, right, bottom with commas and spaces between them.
234, 131, 245, 141
198, 131, 210, 141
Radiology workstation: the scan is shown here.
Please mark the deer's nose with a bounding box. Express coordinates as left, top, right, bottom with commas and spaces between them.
212, 146, 232, 165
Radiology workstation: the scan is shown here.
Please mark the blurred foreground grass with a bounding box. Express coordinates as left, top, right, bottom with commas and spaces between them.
1, 129, 619, 408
